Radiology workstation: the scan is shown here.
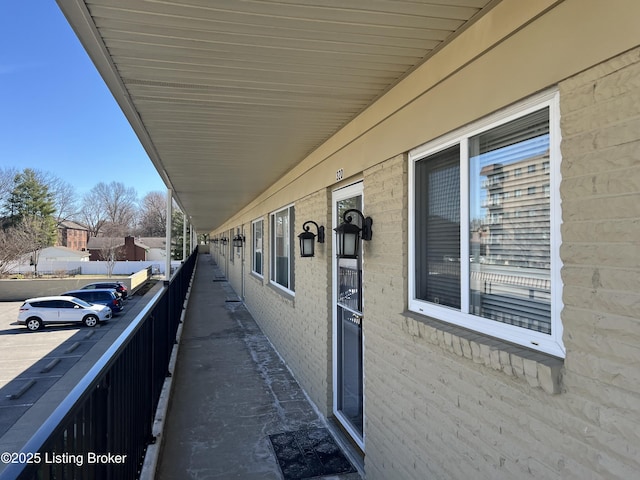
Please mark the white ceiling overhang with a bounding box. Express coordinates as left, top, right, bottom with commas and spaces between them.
56, 0, 497, 233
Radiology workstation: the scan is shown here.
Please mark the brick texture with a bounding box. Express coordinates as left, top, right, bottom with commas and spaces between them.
209, 47, 640, 480
357, 49, 640, 480
242, 190, 333, 417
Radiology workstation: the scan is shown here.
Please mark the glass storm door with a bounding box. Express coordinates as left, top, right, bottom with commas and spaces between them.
333, 183, 364, 448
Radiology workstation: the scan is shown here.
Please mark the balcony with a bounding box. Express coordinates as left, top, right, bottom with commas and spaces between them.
481, 177, 505, 189
481, 198, 502, 208
0, 252, 361, 480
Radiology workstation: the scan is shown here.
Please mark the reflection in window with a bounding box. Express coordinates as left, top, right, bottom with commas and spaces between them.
469, 108, 551, 333
270, 206, 295, 291
414, 145, 461, 309
252, 219, 263, 276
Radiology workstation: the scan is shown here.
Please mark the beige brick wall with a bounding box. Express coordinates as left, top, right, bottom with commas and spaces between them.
209, 45, 640, 480
243, 190, 333, 417
559, 43, 640, 470
360, 48, 640, 480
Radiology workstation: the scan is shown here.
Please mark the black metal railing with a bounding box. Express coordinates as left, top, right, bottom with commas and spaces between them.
0, 250, 197, 480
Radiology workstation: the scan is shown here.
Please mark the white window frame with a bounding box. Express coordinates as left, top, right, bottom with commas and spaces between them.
252, 218, 264, 277
408, 89, 564, 358
270, 204, 295, 294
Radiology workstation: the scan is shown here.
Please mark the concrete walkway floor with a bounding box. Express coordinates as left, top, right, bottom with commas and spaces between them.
156, 254, 362, 480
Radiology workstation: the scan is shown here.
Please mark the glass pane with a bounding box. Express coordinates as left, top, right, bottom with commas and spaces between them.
338, 259, 360, 312
337, 195, 362, 312
415, 145, 461, 309
337, 196, 362, 228
274, 210, 289, 288
337, 307, 363, 436
253, 221, 262, 275
469, 108, 551, 334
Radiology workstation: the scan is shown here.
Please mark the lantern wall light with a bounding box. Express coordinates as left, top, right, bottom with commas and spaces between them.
233, 233, 245, 248
298, 221, 325, 258
334, 209, 373, 259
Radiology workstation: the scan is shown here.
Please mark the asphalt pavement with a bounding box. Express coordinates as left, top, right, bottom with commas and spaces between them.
0, 281, 162, 463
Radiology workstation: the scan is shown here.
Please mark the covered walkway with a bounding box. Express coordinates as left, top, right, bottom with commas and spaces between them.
156, 253, 362, 479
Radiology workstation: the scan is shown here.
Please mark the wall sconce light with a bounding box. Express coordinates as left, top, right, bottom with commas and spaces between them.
221, 237, 228, 245
334, 209, 372, 259
233, 233, 245, 248
212, 238, 219, 244
298, 221, 325, 258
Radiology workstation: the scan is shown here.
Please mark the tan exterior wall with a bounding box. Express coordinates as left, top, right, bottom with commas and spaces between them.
208, 2, 640, 478
357, 47, 640, 479
234, 189, 334, 417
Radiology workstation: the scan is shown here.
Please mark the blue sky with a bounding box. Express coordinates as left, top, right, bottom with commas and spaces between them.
0, 2, 166, 198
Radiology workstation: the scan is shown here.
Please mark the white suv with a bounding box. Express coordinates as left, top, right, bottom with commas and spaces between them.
17, 296, 112, 331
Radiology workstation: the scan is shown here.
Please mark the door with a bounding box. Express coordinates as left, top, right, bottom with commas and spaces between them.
332, 182, 365, 449
56, 299, 82, 323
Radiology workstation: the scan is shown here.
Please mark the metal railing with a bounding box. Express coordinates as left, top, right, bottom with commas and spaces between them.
0, 250, 197, 480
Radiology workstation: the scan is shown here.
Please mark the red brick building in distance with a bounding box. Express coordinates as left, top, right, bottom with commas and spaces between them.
56, 221, 89, 251
87, 236, 148, 261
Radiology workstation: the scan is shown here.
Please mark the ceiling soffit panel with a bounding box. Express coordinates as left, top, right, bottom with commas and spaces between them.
66, 0, 496, 232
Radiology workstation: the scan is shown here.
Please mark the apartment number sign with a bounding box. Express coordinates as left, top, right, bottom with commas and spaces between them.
336, 168, 344, 181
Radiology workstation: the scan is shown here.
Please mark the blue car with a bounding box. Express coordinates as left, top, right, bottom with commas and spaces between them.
61, 289, 124, 314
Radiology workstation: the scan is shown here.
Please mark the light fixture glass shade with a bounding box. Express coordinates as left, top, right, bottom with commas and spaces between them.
232, 234, 244, 248
334, 209, 372, 259
334, 221, 361, 259
298, 221, 325, 258
298, 230, 316, 257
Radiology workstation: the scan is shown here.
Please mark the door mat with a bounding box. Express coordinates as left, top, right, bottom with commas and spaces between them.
269, 428, 356, 479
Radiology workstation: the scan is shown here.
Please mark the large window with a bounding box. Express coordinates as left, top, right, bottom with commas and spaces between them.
252, 218, 263, 276
270, 205, 295, 292
409, 91, 564, 357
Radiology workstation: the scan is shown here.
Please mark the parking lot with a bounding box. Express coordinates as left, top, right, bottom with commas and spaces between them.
0, 283, 160, 449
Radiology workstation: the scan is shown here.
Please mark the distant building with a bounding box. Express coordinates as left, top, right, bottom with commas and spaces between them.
56, 221, 89, 251
88, 235, 144, 261
37, 246, 90, 263
87, 235, 167, 261
8, 246, 90, 275
137, 237, 167, 261
478, 152, 551, 269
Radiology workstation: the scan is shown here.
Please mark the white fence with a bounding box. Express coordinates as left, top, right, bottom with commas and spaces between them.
9, 260, 182, 276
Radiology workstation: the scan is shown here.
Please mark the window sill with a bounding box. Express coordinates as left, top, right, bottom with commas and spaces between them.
249, 271, 264, 284
402, 310, 563, 395
267, 281, 295, 302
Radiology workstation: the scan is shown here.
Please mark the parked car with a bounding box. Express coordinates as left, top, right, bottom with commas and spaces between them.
17, 296, 112, 331
61, 289, 124, 314
79, 281, 128, 299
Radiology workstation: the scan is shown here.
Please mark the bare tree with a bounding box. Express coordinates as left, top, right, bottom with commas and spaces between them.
100, 182, 137, 234
15, 216, 55, 277
78, 189, 108, 237
0, 167, 19, 207
97, 239, 123, 277
137, 191, 166, 236
79, 182, 137, 237
0, 226, 29, 276
48, 176, 78, 223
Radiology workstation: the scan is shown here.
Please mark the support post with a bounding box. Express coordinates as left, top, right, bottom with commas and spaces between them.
183, 213, 187, 261
165, 188, 172, 281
